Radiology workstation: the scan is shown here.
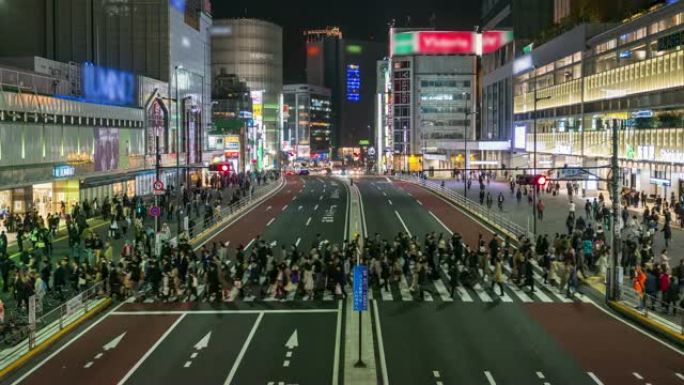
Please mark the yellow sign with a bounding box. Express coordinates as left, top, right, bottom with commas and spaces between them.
252, 104, 263, 119
225, 135, 240, 151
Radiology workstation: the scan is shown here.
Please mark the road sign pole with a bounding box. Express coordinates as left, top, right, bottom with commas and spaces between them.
353, 260, 367, 368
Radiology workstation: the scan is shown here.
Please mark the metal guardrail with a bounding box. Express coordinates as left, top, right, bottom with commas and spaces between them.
397, 174, 530, 240
0, 176, 283, 369
620, 285, 684, 335
0, 282, 105, 368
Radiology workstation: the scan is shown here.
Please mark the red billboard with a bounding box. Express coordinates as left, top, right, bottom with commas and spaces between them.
417, 32, 476, 55
482, 31, 514, 54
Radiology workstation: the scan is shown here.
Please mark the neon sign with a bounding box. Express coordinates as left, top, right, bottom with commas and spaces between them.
82, 64, 135, 106
346, 64, 360, 102
391, 30, 513, 56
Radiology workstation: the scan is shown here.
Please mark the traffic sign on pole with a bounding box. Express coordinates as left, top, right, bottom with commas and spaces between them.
353, 265, 368, 311
149, 206, 161, 217
153, 180, 165, 195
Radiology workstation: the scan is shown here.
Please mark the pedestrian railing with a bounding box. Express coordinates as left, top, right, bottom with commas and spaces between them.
0, 282, 107, 371
396, 174, 530, 240
619, 285, 683, 336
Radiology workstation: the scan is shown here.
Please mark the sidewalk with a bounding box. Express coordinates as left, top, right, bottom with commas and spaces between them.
0, 181, 270, 317
435, 178, 684, 266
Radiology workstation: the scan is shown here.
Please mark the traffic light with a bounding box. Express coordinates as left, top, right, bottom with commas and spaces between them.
516, 174, 548, 186
209, 162, 232, 175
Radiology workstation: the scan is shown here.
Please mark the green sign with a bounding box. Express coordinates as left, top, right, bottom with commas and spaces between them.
346, 44, 363, 54
626, 145, 635, 160
523, 43, 534, 55
392, 32, 415, 56
359, 139, 370, 146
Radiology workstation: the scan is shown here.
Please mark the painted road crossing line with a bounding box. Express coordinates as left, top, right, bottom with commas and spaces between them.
305, 217, 312, 226
432, 278, 454, 302
398, 273, 414, 301
395, 211, 411, 237
484, 371, 497, 385
472, 283, 493, 303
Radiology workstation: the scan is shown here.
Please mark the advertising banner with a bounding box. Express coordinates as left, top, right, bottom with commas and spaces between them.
94, 128, 120, 172
353, 265, 368, 312
392, 30, 513, 56
418, 31, 476, 55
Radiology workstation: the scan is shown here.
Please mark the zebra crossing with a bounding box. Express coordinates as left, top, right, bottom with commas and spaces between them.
142, 272, 590, 304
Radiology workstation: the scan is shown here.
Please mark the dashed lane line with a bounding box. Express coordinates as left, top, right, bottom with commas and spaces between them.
267, 218, 275, 226
314, 204, 319, 211
282, 205, 288, 211
306, 217, 312, 226
587, 372, 605, 385
676, 372, 684, 380
387, 199, 393, 205
245, 238, 255, 250
223, 312, 264, 385
116, 314, 187, 385
484, 371, 497, 385
417, 200, 423, 205
633, 372, 644, 380
295, 237, 301, 247
395, 211, 411, 237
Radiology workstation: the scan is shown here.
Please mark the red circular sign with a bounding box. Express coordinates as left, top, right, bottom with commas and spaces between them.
153, 180, 164, 190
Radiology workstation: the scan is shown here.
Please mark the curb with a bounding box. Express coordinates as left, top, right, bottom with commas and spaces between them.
607, 301, 684, 349
0, 297, 113, 379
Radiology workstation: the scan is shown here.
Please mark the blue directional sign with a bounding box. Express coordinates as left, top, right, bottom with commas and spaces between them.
353, 265, 368, 312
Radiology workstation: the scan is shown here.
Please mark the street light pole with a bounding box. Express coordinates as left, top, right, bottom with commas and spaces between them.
463, 92, 469, 199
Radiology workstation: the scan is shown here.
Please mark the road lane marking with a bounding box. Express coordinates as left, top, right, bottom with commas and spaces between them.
484, 371, 496, 385
530, 289, 553, 303
395, 211, 411, 237
320, 195, 324, 200
266, 206, 272, 211
417, 200, 423, 205
373, 300, 390, 385
267, 218, 275, 226
295, 237, 301, 247
433, 370, 440, 378
587, 372, 604, 385
536, 371, 545, 379
422, 291, 434, 301
398, 273, 414, 301
306, 217, 312, 226
633, 373, 643, 380
473, 283, 493, 302
381, 286, 393, 301
382, 192, 387, 197
432, 279, 454, 302
298, 205, 303, 210
95, 353, 103, 359
292, 196, 297, 201
224, 312, 264, 385
282, 205, 288, 211
84, 361, 93, 368
676, 372, 684, 380
184, 361, 192, 368
245, 238, 255, 250
116, 314, 187, 385
387, 199, 393, 205
314, 204, 319, 210
428, 211, 453, 235
332, 301, 342, 385
283, 360, 290, 367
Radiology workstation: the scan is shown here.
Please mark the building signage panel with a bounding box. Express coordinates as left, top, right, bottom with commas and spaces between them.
81, 64, 136, 106
391, 30, 513, 56
225, 135, 240, 151
53, 165, 75, 178
650, 177, 672, 187
514, 125, 527, 149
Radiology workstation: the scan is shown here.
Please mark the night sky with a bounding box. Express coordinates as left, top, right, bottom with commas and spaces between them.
212, 0, 481, 83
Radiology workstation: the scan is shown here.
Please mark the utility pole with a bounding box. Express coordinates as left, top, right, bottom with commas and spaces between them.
609, 119, 622, 301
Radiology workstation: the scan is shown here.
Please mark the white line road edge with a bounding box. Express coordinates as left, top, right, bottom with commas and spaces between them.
373, 300, 389, 385
484, 371, 496, 385
112, 309, 339, 315
9, 301, 129, 385
116, 313, 187, 385
332, 300, 342, 385
428, 211, 453, 235
223, 312, 264, 385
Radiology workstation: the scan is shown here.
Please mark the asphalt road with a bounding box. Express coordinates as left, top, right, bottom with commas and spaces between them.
359, 177, 684, 385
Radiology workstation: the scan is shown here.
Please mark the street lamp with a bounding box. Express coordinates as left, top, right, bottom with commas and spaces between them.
463, 91, 470, 199
532, 87, 552, 237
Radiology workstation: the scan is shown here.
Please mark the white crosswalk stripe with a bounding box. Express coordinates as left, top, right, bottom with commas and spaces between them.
398, 274, 414, 301
472, 283, 493, 303
432, 278, 454, 302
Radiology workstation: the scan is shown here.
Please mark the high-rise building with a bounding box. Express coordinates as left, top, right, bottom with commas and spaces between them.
512, 1, 684, 198
211, 19, 283, 170
283, 84, 333, 163
305, 28, 385, 152
0, 0, 213, 169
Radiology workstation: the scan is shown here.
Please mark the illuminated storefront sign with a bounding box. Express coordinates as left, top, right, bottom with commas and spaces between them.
81, 64, 135, 106
53, 165, 75, 178
661, 149, 684, 163
346, 44, 363, 54
391, 30, 513, 57
637, 145, 655, 161
514, 125, 527, 149
346, 64, 361, 102
513, 55, 533, 75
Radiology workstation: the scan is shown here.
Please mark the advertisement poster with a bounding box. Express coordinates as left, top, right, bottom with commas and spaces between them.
94, 128, 119, 172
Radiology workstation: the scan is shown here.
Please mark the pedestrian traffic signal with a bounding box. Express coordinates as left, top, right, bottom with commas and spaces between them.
516, 174, 548, 186
209, 162, 232, 175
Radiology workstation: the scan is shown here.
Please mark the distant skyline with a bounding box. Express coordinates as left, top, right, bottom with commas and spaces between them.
212, 0, 481, 82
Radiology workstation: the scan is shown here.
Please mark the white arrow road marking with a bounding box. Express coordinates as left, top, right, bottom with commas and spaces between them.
185, 331, 212, 368
285, 330, 298, 349
104, 332, 126, 351
194, 331, 212, 350
283, 330, 299, 367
